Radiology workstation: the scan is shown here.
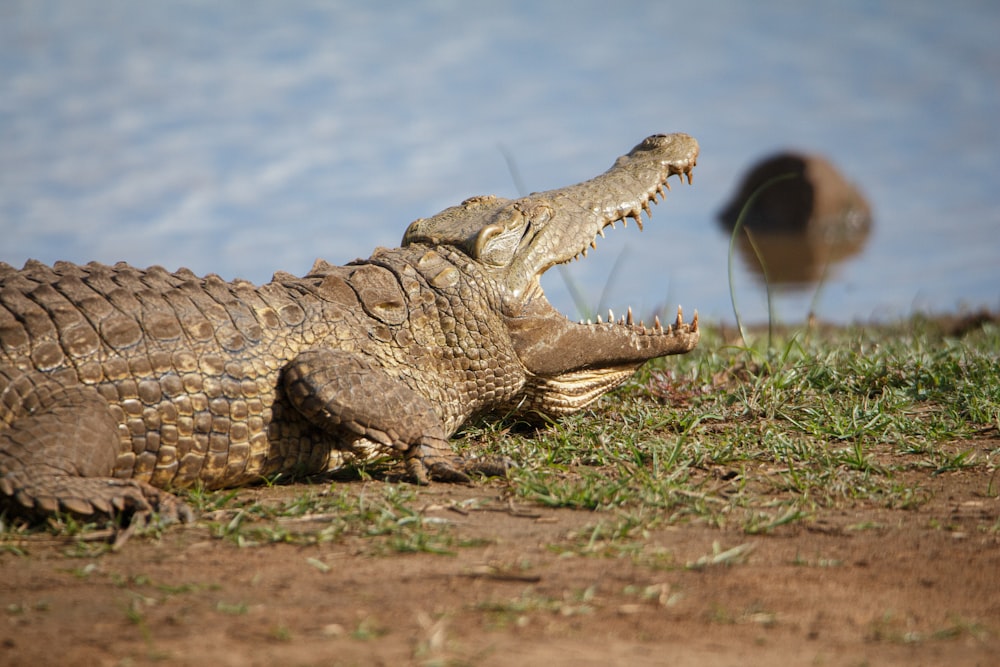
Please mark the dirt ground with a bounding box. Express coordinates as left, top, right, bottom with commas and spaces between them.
2, 441, 998, 667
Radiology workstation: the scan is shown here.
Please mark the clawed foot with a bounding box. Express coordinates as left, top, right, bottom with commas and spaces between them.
461, 456, 513, 478
404, 449, 512, 486
0, 472, 196, 527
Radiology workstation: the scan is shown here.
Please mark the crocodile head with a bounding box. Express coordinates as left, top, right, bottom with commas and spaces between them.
402, 133, 701, 416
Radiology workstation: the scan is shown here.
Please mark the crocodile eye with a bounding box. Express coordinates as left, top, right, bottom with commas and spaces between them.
473, 205, 530, 267
401, 218, 424, 245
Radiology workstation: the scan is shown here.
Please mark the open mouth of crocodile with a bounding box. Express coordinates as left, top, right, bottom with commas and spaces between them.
509, 162, 700, 380
571, 165, 696, 330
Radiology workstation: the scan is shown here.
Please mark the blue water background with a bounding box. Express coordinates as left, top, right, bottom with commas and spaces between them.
2, 1, 998, 324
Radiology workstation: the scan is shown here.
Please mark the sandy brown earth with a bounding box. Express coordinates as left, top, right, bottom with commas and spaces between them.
1, 438, 998, 667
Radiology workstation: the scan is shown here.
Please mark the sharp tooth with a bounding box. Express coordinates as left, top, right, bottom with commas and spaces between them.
609, 220, 617, 230
676, 305, 684, 327
607, 308, 614, 324
621, 217, 627, 228
626, 306, 634, 326
664, 180, 672, 191
654, 315, 662, 332
598, 228, 606, 238
686, 169, 694, 185
586, 318, 592, 325
692, 310, 699, 331
590, 239, 597, 249
581, 247, 588, 257
642, 200, 652, 217
596, 313, 603, 323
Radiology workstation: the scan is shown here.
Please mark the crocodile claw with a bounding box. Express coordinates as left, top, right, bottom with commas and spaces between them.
404, 450, 511, 485
461, 456, 514, 478
425, 460, 473, 484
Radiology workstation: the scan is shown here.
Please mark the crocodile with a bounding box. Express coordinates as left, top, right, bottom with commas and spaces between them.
0, 133, 700, 526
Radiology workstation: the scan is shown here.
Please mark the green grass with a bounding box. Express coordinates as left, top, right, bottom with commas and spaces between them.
463, 315, 1000, 532
197, 482, 477, 553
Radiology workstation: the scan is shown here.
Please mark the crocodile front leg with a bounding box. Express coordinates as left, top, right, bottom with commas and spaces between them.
0, 368, 194, 524
282, 349, 471, 484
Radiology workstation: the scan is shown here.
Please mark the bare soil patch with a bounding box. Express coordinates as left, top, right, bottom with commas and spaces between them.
2, 440, 998, 667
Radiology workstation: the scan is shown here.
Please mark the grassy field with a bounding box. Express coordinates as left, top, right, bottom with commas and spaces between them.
478, 313, 999, 534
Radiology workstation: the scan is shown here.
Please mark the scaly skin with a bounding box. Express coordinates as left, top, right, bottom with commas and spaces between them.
0, 133, 700, 525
